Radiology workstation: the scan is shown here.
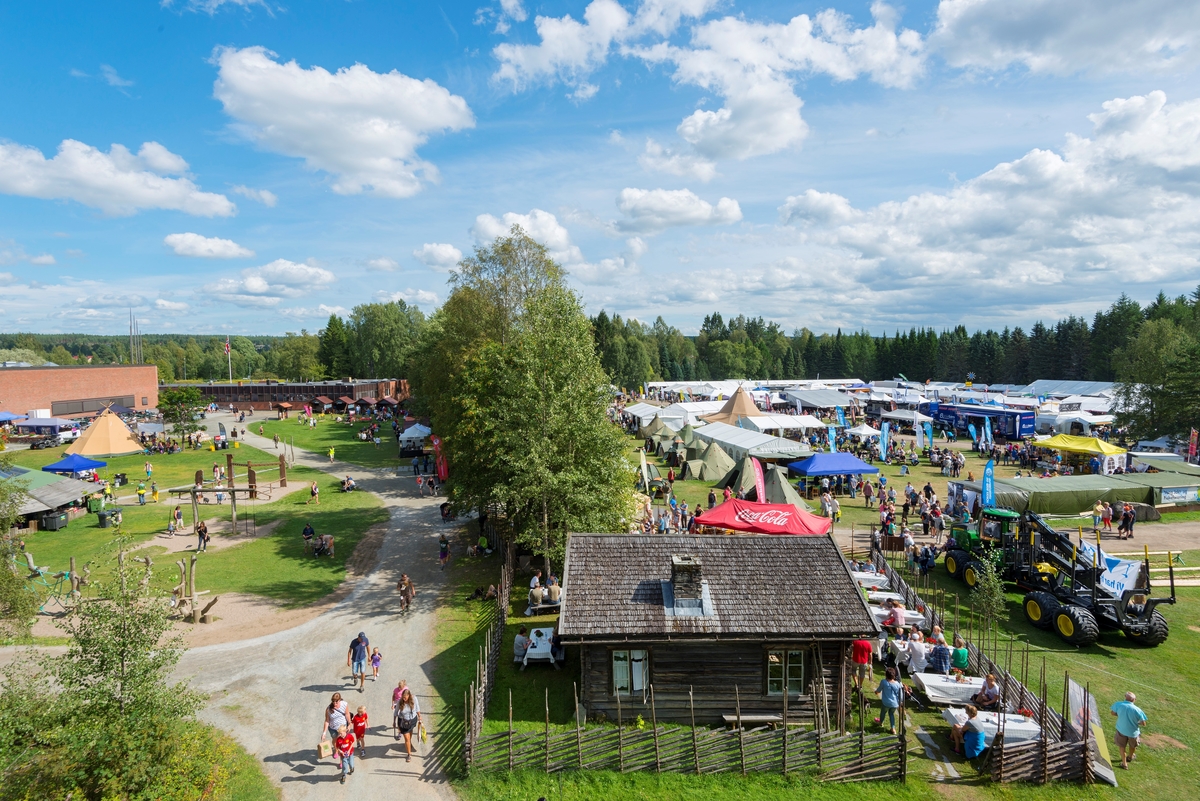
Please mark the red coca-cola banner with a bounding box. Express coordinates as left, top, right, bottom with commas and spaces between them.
695, 499, 831, 536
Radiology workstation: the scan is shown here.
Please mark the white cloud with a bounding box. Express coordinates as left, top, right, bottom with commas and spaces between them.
638, 138, 717, 181
204, 258, 335, 307
164, 232, 254, 259
0, 139, 235, 217
213, 46, 475, 198
932, 0, 1200, 74
155, 298, 189, 311
29, 254, 56, 265
366, 257, 401, 272
0, 241, 58, 267
374, 289, 440, 307
279, 303, 350, 318
473, 208, 586, 266
163, 0, 268, 14
615, 187, 742, 233
77, 294, 148, 308
231, 184, 278, 206
625, 236, 648, 259
100, 64, 133, 88
413, 242, 463, 271
773, 91, 1200, 313
500, 0, 527, 21
0, 273, 12, 282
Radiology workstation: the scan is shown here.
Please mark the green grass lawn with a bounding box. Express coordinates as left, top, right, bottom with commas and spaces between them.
257, 417, 404, 469
12, 442, 388, 609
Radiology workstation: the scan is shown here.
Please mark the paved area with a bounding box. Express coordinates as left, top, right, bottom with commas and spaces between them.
177, 414, 459, 800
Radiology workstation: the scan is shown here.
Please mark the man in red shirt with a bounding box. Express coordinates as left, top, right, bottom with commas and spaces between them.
335, 725, 356, 784
851, 639, 874, 691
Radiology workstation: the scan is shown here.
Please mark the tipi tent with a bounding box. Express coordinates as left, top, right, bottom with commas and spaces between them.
699, 386, 766, 426
762, 464, 813, 511
681, 440, 736, 481
66, 408, 143, 458
718, 454, 761, 498
638, 414, 675, 439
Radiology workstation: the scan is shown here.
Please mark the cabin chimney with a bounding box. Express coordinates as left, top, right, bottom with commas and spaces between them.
671, 555, 703, 604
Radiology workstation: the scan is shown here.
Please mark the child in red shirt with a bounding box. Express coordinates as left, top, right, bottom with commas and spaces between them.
352, 706, 369, 757
335, 725, 356, 784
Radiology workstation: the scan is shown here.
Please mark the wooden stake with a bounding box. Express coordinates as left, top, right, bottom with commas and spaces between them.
690, 686, 700, 775
544, 687, 550, 774
782, 679, 789, 776
574, 683, 583, 770
736, 684, 746, 776
650, 685, 661, 774
508, 689, 514, 771
616, 686, 624, 772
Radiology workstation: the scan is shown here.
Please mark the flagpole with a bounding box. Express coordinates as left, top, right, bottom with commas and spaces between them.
226, 337, 232, 384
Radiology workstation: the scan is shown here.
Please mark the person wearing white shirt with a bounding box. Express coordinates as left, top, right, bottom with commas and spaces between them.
530, 570, 542, 590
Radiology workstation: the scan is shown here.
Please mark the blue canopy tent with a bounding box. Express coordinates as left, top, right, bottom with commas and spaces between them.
0, 411, 27, 423
42, 453, 106, 474
787, 452, 880, 477
15, 417, 77, 433
106, 404, 137, 415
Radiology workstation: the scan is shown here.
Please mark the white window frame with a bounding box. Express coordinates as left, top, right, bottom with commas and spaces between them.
612, 648, 650, 696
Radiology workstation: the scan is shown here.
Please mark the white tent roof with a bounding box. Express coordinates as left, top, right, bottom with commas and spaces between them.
658, 401, 725, 427
880, 409, 934, 424
400, 423, 431, 441
846, 423, 881, 437
691, 421, 810, 461
736, 413, 821, 432
786, 389, 851, 409
623, 402, 663, 426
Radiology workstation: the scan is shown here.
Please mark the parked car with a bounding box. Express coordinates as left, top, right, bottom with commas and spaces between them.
56, 429, 81, 444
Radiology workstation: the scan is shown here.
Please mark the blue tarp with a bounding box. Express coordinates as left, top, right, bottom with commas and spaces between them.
787, 452, 880, 477
0, 411, 27, 422
42, 454, 106, 473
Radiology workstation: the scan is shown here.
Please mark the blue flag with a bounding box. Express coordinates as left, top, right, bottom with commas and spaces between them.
827, 425, 837, 452
836, 406, 846, 427
984, 415, 993, 445
968, 423, 978, 442
880, 422, 890, 454
923, 421, 934, 445
982, 459, 996, 508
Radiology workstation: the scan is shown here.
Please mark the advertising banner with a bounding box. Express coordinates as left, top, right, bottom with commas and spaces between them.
751, 456, 767, 502
431, 435, 449, 481
982, 460, 996, 507
1067, 678, 1118, 786
835, 406, 847, 427
827, 425, 838, 453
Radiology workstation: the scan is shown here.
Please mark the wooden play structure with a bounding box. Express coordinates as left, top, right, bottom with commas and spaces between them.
167, 452, 288, 534
23, 552, 89, 613
172, 553, 219, 623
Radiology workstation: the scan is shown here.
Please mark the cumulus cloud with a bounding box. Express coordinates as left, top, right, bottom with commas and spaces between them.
375, 289, 440, 307
29, 254, 56, 265
204, 258, 335, 307
774, 91, 1200, 312
279, 303, 350, 318
0, 139, 235, 216
231, 184, 278, 206
366, 257, 401, 272
77, 294, 148, 308
932, 0, 1200, 74
473, 208, 586, 266
413, 242, 463, 271
638, 138, 716, 181
155, 298, 189, 311
213, 46, 475, 198
615, 187, 742, 233
0, 241, 58, 267
164, 232, 254, 258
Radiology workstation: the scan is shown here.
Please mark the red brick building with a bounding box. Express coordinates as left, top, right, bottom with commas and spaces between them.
0, 365, 159, 417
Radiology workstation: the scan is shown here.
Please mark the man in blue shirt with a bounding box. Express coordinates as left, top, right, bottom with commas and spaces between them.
347, 631, 370, 692
1110, 691, 1147, 769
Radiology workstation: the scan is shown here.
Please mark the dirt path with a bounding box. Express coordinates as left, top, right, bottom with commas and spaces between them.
176, 413, 458, 801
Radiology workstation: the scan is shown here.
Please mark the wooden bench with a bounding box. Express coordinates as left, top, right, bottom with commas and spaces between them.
722, 714, 783, 730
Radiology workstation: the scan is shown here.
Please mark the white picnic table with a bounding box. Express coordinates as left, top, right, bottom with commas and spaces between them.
866, 590, 907, 605
871, 605, 926, 628
913, 673, 985, 705
852, 571, 889, 589
521, 628, 558, 670
942, 707, 1041, 746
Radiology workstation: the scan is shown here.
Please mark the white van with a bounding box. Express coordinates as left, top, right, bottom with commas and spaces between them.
55, 429, 82, 445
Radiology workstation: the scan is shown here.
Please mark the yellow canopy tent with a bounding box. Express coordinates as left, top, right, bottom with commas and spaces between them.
1038, 434, 1126, 456
66, 409, 144, 458
699, 386, 766, 426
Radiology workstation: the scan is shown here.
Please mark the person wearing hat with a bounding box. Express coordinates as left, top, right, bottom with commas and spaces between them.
1110, 691, 1147, 769
347, 631, 370, 692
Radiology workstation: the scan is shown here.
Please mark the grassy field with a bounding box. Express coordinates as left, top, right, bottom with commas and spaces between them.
9, 443, 388, 610
217, 732, 282, 801
257, 417, 405, 469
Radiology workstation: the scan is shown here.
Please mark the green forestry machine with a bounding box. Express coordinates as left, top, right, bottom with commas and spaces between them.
944, 508, 1176, 647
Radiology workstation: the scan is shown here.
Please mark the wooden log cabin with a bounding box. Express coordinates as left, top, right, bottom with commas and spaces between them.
559, 534, 879, 727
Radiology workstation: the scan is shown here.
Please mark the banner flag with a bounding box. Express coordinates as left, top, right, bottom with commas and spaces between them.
916, 421, 925, 449
968, 423, 978, 442
639, 448, 650, 494
751, 456, 767, 501
431, 435, 449, 481
880, 422, 889, 455
924, 421, 934, 444
982, 460, 996, 507
984, 415, 993, 446
827, 425, 837, 453
1190, 428, 1198, 462
835, 406, 846, 427
1067, 678, 1118, 786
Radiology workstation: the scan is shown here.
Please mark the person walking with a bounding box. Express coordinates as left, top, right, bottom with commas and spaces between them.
307, 480, 320, 506
1102, 501, 1114, 532
438, 534, 450, 570
144, 461, 153, 480
272, 433, 280, 449
347, 632, 370, 692
352, 705, 369, 757
395, 688, 422, 763
850, 637, 873, 691
151, 481, 159, 504
334, 725, 356, 784
873, 667, 903, 734
173, 505, 183, 533
397, 574, 416, 612
137, 481, 147, 505
328, 446, 335, 463
391, 680, 410, 740
322, 692, 350, 773
1110, 691, 1147, 770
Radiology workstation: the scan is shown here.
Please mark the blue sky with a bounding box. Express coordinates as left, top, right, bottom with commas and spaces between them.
2, 0, 1200, 335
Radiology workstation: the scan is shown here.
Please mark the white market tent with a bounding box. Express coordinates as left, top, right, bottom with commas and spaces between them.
399, 423, 431, 447
691, 421, 810, 461
623, 402, 664, 427
880, 409, 934, 425
846, 423, 881, 437
786, 389, 851, 409
737, 413, 818, 433
658, 401, 725, 428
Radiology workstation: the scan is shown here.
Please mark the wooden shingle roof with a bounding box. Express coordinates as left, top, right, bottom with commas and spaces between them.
559, 534, 878, 640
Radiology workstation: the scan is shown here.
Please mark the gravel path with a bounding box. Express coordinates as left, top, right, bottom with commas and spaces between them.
177, 414, 458, 800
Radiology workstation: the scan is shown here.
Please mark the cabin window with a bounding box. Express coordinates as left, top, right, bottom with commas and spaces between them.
765, 649, 806, 696
612, 649, 649, 696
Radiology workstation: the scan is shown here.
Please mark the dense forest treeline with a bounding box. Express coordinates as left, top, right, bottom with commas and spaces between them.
590, 291, 1200, 390
5, 290, 1200, 396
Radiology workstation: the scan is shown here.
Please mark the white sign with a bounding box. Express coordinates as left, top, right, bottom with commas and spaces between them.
1077, 540, 1143, 596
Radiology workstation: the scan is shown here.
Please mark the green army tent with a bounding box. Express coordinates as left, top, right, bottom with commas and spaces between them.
681, 440, 736, 481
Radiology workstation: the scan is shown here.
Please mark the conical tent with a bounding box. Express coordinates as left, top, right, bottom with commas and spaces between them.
699, 386, 766, 426
638, 414, 675, 439
66, 409, 143, 458
717, 454, 761, 497
762, 465, 813, 510
682, 440, 736, 481
677, 423, 697, 448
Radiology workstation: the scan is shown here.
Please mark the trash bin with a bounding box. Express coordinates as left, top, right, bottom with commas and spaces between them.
41, 511, 69, 531
87, 497, 103, 513
98, 511, 111, 528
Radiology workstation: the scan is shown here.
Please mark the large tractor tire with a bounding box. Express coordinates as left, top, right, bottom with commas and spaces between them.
1054, 605, 1100, 647
1022, 591, 1060, 630
1123, 610, 1170, 647
962, 561, 985, 589
945, 550, 969, 580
